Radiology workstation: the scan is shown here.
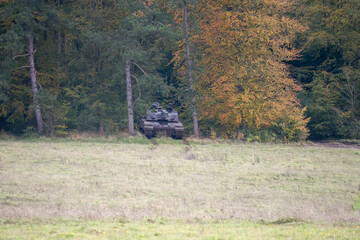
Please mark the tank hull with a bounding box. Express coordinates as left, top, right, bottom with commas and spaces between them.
140, 119, 184, 139
139, 103, 184, 139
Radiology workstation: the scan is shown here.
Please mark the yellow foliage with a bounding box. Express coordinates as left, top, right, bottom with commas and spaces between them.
0, 0, 14, 4
144, 0, 153, 7
32, 11, 47, 22
133, 10, 145, 18
210, 129, 216, 139
170, 0, 309, 140
194, 0, 308, 137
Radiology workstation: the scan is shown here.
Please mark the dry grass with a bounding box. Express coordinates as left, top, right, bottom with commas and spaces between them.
0, 138, 359, 223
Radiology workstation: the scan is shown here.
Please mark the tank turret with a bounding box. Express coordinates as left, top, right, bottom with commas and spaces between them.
140, 102, 184, 139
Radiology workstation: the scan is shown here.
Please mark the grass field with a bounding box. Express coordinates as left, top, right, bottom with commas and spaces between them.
1, 219, 360, 239
0, 137, 359, 239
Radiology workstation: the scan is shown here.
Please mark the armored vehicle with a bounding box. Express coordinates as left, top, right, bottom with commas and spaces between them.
140, 102, 184, 139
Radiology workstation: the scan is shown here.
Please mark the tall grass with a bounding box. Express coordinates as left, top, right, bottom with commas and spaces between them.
1, 138, 359, 223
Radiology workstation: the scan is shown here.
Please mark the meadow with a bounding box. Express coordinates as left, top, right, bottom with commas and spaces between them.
0, 137, 359, 239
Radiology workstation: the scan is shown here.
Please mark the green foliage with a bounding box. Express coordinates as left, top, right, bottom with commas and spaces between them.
335, 116, 360, 139
0, 130, 16, 140
244, 123, 306, 143
202, 121, 307, 143
244, 128, 277, 143
22, 126, 38, 138
0, 0, 69, 135
36, 89, 69, 136
59, 0, 126, 133
112, 1, 180, 127
304, 73, 338, 139
291, 0, 360, 140
55, 124, 68, 137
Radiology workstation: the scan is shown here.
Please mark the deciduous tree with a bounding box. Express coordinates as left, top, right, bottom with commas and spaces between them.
194, 0, 309, 140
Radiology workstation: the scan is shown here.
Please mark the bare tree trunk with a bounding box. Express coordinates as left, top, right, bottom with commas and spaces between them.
56, 0, 64, 67
183, 0, 199, 138
29, 30, 44, 135
99, 119, 104, 136
57, 31, 61, 68
126, 59, 134, 136
344, 71, 358, 120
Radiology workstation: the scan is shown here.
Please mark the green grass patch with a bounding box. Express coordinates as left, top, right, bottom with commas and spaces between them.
0, 219, 359, 240
338, 139, 360, 145
11, 135, 190, 145
354, 194, 360, 211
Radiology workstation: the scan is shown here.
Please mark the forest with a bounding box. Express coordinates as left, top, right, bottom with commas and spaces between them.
0, 0, 359, 141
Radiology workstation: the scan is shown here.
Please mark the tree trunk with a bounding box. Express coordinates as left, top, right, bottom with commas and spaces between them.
344, 71, 357, 120
49, 122, 55, 138
126, 59, 134, 136
28, 30, 44, 135
183, 0, 199, 138
99, 119, 104, 136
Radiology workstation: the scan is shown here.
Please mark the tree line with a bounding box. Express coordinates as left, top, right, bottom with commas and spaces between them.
0, 0, 359, 141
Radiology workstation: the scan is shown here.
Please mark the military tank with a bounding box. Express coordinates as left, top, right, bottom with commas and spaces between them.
140, 102, 184, 139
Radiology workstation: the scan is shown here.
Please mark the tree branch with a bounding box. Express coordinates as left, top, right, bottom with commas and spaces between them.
131, 62, 147, 75
13, 50, 37, 59
13, 53, 30, 59
15, 66, 31, 70
36, 80, 42, 90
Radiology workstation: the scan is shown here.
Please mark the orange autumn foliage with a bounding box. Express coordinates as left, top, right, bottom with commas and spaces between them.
192, 0, 309, 139
171, 0, 309, 140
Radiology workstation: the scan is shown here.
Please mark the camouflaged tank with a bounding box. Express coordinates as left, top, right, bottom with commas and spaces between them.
140, 102, 184, 139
